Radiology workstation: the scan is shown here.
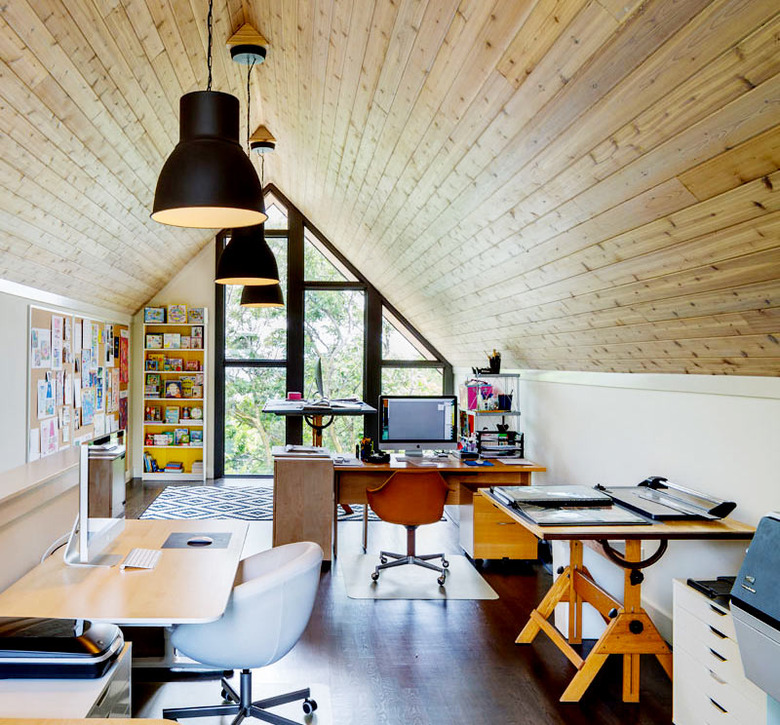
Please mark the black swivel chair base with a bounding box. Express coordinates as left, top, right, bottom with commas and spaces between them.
370, 525, 449, 586
163, 668, 317, 725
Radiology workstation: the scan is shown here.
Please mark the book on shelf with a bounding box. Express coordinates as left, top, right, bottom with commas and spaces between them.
163, 333, 181, 349
165, 380, 183, 398
190, 430, 203, 446
145, 333, 163, 349
185, 359, 201, 371
191, 460, 204, 474
188, 308, 205, 324
167, 304, 187, 324
164, 461, 184, 472
144, 307, 166, 324
173, 428, 190, 445
164, 406, 180, 424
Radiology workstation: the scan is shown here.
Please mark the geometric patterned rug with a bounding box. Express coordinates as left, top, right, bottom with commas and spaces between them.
139, 485, 379, 522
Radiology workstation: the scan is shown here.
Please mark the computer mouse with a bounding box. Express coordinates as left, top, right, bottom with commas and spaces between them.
186, 536, 214, 547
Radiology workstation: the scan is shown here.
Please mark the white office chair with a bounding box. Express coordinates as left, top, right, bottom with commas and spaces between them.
163, 541, 323, 725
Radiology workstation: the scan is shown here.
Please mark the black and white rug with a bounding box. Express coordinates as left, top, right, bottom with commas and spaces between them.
140, 485, 379, 522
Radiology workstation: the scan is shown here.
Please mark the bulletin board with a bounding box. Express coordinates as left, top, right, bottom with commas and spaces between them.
27, 305, 130, 461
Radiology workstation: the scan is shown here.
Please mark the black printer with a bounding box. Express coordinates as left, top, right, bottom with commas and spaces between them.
0, 618, 123, 679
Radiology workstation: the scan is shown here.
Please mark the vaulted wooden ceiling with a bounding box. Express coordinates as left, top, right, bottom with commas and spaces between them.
1, 0, 779, 374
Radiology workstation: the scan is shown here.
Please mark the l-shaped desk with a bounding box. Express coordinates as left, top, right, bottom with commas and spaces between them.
272, 454, 547, 560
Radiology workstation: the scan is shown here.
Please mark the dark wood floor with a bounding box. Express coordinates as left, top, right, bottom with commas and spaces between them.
128, 479, 672, 724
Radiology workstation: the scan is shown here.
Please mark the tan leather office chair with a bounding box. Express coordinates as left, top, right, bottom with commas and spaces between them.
366, 471, 449, 586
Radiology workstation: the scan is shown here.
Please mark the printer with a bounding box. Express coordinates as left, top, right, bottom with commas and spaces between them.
730, 512, 780, 702
0, 618, 123, 679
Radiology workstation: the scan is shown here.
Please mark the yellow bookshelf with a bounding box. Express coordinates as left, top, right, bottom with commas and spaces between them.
141, 308, 207, 481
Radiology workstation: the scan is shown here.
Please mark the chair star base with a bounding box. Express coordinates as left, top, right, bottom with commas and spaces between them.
371, 530, 450, 587
163, 669, 317, 725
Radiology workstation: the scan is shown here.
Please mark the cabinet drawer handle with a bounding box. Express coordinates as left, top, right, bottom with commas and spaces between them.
709, 648, 727, 662
709, 604, 727, 616
708, 668, 726, 685
709, 697, 727, 713
709, 625, 727, 639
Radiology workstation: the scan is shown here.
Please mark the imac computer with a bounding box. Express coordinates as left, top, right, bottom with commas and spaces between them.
64, 431, 126, 567
378, 395, 458, 456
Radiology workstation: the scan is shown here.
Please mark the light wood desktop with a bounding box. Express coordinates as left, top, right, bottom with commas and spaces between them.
480, 490, 755, 704
0, 520, 248, 625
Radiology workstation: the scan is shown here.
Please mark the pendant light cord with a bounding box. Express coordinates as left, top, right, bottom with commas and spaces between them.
206, 0, 213, 91
246, 58, 264, 188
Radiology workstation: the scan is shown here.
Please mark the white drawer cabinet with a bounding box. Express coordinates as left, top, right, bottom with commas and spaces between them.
674, 580, 767, 725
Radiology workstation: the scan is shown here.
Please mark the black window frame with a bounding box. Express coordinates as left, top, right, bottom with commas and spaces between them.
215, 185, 452, 477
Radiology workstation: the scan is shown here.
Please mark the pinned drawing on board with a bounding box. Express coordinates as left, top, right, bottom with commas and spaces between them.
40, 418, 58, 457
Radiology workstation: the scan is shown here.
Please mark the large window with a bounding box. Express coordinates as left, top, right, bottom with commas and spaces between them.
216, 187, 451, 476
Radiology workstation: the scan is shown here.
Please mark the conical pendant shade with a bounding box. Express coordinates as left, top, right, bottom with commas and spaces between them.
240, 282, 284, 307
152, 91, 267, 229
215, 223, 279, 285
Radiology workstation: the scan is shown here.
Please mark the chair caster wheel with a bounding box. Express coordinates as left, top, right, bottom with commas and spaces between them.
441, 559, 449, 568
437, 574, 446, 586
371, 571, 379, 581
380, 556, 387, 564
303, 697, 318, 714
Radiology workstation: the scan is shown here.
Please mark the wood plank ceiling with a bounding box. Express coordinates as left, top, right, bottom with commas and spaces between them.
1, 0, 779, 374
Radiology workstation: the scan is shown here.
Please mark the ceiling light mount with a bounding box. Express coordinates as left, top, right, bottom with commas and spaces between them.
250, 125, 276, 154
227, 24, 269, 65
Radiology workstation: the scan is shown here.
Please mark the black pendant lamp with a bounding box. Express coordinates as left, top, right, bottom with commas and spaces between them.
151, 1, 266, 229
240, 282, 284, 308
215, 223, 278, 285
216, 47, 280, 288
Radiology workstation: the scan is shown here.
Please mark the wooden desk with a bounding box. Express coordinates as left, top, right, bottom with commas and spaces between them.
0, 520, 248, 625
480, 490, 755, 703
334, 457, 546, 557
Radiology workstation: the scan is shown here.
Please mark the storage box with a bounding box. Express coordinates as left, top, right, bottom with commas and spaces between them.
464, 382, 492, 410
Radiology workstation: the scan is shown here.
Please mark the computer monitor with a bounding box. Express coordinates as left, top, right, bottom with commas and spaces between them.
64, 431, 126, 567
378, 395, 458, 456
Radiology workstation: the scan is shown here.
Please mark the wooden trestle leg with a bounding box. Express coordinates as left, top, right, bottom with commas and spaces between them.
516, 539, 673, 703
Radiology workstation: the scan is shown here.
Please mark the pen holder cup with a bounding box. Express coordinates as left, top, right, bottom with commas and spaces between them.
497, 394, 512, 411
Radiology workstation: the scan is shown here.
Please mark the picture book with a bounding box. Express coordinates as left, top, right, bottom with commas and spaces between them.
146, 333, 163, 349
144, 307, 166, 323
190, 430, 204, 446
165, 380, 183, 398
167, 304, 188, 324
173, 428, 190, 446
164, 406, 180, 424
188, 308, 205, 324
163, 333, 181, 349
185, 359, 201, 371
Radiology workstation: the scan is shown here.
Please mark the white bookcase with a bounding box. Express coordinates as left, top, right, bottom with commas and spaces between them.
141, 309, 207, 481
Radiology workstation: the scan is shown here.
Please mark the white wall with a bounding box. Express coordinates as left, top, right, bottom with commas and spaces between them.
131, 240, 216, 478
487, 369, 780, 636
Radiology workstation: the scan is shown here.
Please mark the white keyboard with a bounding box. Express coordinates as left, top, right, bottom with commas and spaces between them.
120, 547, 161, 570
